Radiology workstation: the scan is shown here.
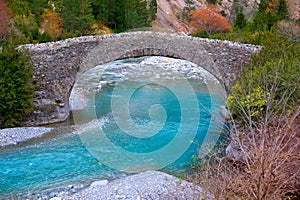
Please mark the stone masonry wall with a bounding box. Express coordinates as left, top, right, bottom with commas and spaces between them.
20, 31, 261, 125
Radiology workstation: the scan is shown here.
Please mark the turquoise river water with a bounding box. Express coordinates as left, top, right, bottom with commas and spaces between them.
0, 57, 226, 198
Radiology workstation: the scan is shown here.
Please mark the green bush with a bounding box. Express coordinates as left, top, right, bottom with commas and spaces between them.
228, 84, 270, 118
60, 31, 78, 40
209, 30, 276, 45
38, 31, 54, 43
207, 0, 217, 4
191, 30, 209, 38
10, 13, 40, 43
228, 33, 300, 119
234, 11, 247, 29
0, 47, 34, 128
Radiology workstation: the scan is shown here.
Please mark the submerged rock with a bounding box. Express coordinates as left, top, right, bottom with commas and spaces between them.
90, 180, 109, 187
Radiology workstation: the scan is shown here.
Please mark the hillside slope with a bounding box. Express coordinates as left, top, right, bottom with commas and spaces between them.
153, 0, 300, 34
152, 0, 238, 34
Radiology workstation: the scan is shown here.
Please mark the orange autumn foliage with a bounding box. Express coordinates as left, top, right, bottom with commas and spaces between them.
189, 6, 231, 35
267, 0, 278, 12
0, 0, 12, 42
40, 10, 63, 39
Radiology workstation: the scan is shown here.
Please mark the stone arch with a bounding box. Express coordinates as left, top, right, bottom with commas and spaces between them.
79, 32, 222, 84
22, 31, 260, 125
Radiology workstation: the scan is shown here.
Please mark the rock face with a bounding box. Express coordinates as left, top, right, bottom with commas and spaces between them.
154, 0, 299, 33
20, 31, 261, 126
154, 0, 234, 34
288, 0, 300, 20
153, 0, 260, 33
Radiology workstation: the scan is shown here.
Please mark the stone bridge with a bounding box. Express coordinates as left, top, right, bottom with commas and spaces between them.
21, 31, 261, 125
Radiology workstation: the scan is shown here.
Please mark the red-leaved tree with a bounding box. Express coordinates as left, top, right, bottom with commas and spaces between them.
189, 6, 231, 35
0, 0, 12, 42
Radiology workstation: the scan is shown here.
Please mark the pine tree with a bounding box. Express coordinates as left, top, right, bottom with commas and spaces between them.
150, 0, 157, 21
91, 0, 115, 27
91, 0, 152, 32
234, 8, 247, 29
258, 0, 269, 13
276, 0, 289, 20
115, 0, 126, 32
0, 32, 34, 128
125, 0, 150, 30
251, 0, 277, 31
61, 0, 94, 35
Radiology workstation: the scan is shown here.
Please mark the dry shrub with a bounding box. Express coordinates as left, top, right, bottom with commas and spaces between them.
187, 92, 300, 199
0, 0, 12, 42
276, 20, 300, 42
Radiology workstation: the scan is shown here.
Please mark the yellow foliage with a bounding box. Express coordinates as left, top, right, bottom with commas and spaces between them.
228, 84, 271, 118
91, 23, 112, 35
40, 10, 63, 39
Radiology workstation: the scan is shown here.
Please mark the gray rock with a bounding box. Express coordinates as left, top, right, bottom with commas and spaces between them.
49, 197, 62, 200
219, 106, 231, 120
90, 180, 109, 187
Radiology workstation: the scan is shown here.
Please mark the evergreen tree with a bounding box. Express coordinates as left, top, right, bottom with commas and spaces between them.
234, 8, 247, 29
251, 0, 277, 31
276, 0, 289, 20
115, 0, 126, 32
136, 0, 151, 26
91, 0, 114, 27
91, 0, 152, 32
27, 0, 50, 17
61, 0, 94, 35
125, 0, 150, 30
0, 33, 34, 128
150, 0, 157, 20
258, 0, 269, 13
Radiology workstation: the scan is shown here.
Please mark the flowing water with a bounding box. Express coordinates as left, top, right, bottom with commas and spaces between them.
0, 57, 226, 198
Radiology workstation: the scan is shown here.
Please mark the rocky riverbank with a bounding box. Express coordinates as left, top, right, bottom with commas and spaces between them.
67, 171, 204, 200
0, 127, 53, 148
31, 171, 204, 200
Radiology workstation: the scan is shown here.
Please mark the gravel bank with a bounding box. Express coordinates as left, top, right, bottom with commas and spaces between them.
62, 171, 204, 200
0, 127, 53, 148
